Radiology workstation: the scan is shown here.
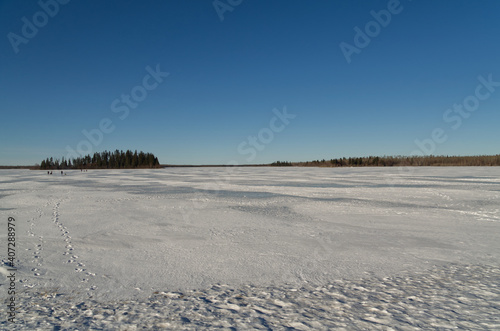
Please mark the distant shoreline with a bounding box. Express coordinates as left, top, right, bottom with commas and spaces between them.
0, 164, 272, 169
1, 164, 499, 170
2, 153, 499, 169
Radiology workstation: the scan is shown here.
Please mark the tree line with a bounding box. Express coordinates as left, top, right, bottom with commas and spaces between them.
271, 161, 293, 166
272, 155, 500, 167
39, 150, 161, 169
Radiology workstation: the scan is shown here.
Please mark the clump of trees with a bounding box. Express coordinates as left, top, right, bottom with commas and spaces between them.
327, 155, 500, 167
271, 161, 293, 166
40, 150, 161, 170
272, 155, 500, 167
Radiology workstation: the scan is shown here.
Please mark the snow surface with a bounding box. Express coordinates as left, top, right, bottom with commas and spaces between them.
1, 166, 499, 328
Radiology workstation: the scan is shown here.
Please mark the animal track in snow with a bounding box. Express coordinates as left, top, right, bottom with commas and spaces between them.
26, 208, 46, 278
51, 200, 96, 278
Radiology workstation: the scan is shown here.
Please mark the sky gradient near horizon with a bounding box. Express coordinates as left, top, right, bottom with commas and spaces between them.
1, 0, 499, 166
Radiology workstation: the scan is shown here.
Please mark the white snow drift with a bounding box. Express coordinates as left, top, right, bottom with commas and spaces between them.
0, 166, 499, 328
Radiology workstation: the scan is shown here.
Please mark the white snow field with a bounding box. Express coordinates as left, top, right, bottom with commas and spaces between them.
1, 166, 499, 329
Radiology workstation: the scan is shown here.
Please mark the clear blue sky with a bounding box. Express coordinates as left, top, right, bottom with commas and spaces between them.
1, 0, 499, 165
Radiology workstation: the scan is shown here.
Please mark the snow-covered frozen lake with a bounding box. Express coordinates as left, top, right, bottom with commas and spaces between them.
1, 167, 499, 329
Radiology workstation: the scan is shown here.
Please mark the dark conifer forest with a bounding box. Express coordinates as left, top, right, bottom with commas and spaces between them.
39, 150, 160, 169
272, 155, 500, 167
